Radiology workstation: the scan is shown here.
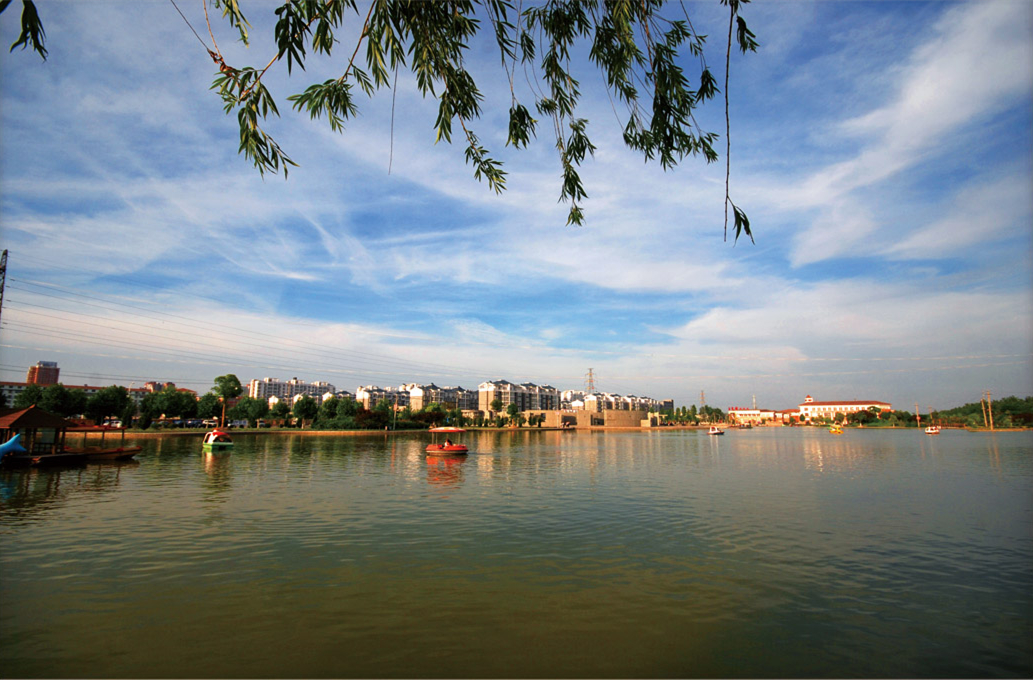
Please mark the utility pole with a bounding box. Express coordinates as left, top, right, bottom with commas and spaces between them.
986, 390, 994, 431
915, 403, 920, 428
0, 249, 7, 324
980, 395, 989, 428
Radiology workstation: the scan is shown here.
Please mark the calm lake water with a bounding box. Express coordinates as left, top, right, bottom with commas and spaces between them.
1, 428, 1030, 678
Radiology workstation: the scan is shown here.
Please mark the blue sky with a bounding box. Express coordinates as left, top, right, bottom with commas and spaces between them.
1, 0, 1031, 412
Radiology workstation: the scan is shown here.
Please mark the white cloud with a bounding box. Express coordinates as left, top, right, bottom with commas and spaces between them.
786, 0, 1033, 266
885, 173, 1033, 259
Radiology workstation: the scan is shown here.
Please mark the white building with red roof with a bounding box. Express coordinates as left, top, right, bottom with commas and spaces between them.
797, 395, 892, 422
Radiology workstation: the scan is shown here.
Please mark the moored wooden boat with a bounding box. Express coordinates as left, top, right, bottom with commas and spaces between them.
708, 426, 724, 435
1, 450, 88, 467
65, 425, 142, 461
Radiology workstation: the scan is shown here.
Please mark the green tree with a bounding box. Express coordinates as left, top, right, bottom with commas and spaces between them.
213, 374, 244, 426
293, 395, 318, 427
40, 384, 86, 417
13, 383, 44, 409
84, 386, 131, 425
505, 403, 520, 427
318, 396, 339, 423
229, 396, 269, 427
270, 400, 291, 422
120, 401, 137, 428
332, 397, 359, 429
196, 392, 221, 420
159, 387, 198, 419
3, 1, 759, 239
421, 402, 447, 427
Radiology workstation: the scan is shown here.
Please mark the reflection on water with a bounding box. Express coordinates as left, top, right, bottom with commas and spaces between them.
0, 429, 1030, 678
0, 462, 137, 521
425, 453, 467, 488
202, 450, 233, 496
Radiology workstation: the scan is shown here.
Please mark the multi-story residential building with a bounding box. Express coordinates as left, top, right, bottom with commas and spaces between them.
355, 385, 409, 410
478, 380, 560, 412
797, 395, 892, 421
249, 377, 336, 405
407, 384, 478, 411
561, 389, 583, 402
577, 392, 664, 412
26, 361, 60, 385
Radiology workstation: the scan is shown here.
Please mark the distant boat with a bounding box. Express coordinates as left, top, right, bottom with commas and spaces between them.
708, 426, 724, 435
202, 430, 234, 451
426, 426, 468, 453
925, 426, 941, 435
829, 425, 843, 435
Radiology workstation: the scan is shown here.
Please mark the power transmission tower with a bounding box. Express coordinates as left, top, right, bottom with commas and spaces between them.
585, 368, 596, 394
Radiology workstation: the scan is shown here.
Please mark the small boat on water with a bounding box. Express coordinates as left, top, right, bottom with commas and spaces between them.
65, 425, 142, 461
829, 425, 843, 435
925, 426, 941, 435
708, 426, 724, 436
426, 426, 468, 454
202, 430, 234, 451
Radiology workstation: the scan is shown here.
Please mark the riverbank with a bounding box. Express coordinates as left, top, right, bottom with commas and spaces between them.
124, 423, 1033, 439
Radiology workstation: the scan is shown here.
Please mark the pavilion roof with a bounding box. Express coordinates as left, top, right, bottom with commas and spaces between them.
0, 405, 76, 430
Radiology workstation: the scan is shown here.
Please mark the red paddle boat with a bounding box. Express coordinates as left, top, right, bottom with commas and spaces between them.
426, 426, 468, 454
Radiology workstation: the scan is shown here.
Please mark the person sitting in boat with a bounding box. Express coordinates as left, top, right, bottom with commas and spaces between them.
444, 438, 453, 447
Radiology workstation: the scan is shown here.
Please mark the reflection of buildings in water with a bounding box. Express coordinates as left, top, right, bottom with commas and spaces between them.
800, 434, 883, 474
425, 454, 466, 488
0, 463, 134, 519
394, 442, 425, 483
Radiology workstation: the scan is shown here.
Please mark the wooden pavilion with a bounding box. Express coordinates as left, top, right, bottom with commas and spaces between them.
0, 405, 83, 466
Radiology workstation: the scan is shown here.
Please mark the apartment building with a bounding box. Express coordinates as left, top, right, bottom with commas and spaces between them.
26, 361, 60, 385
355, 385, 409, 410
568, 391, 664, 412
249, 377, 336, 405
478, 380, 560, 412
406, 384, 478, 411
